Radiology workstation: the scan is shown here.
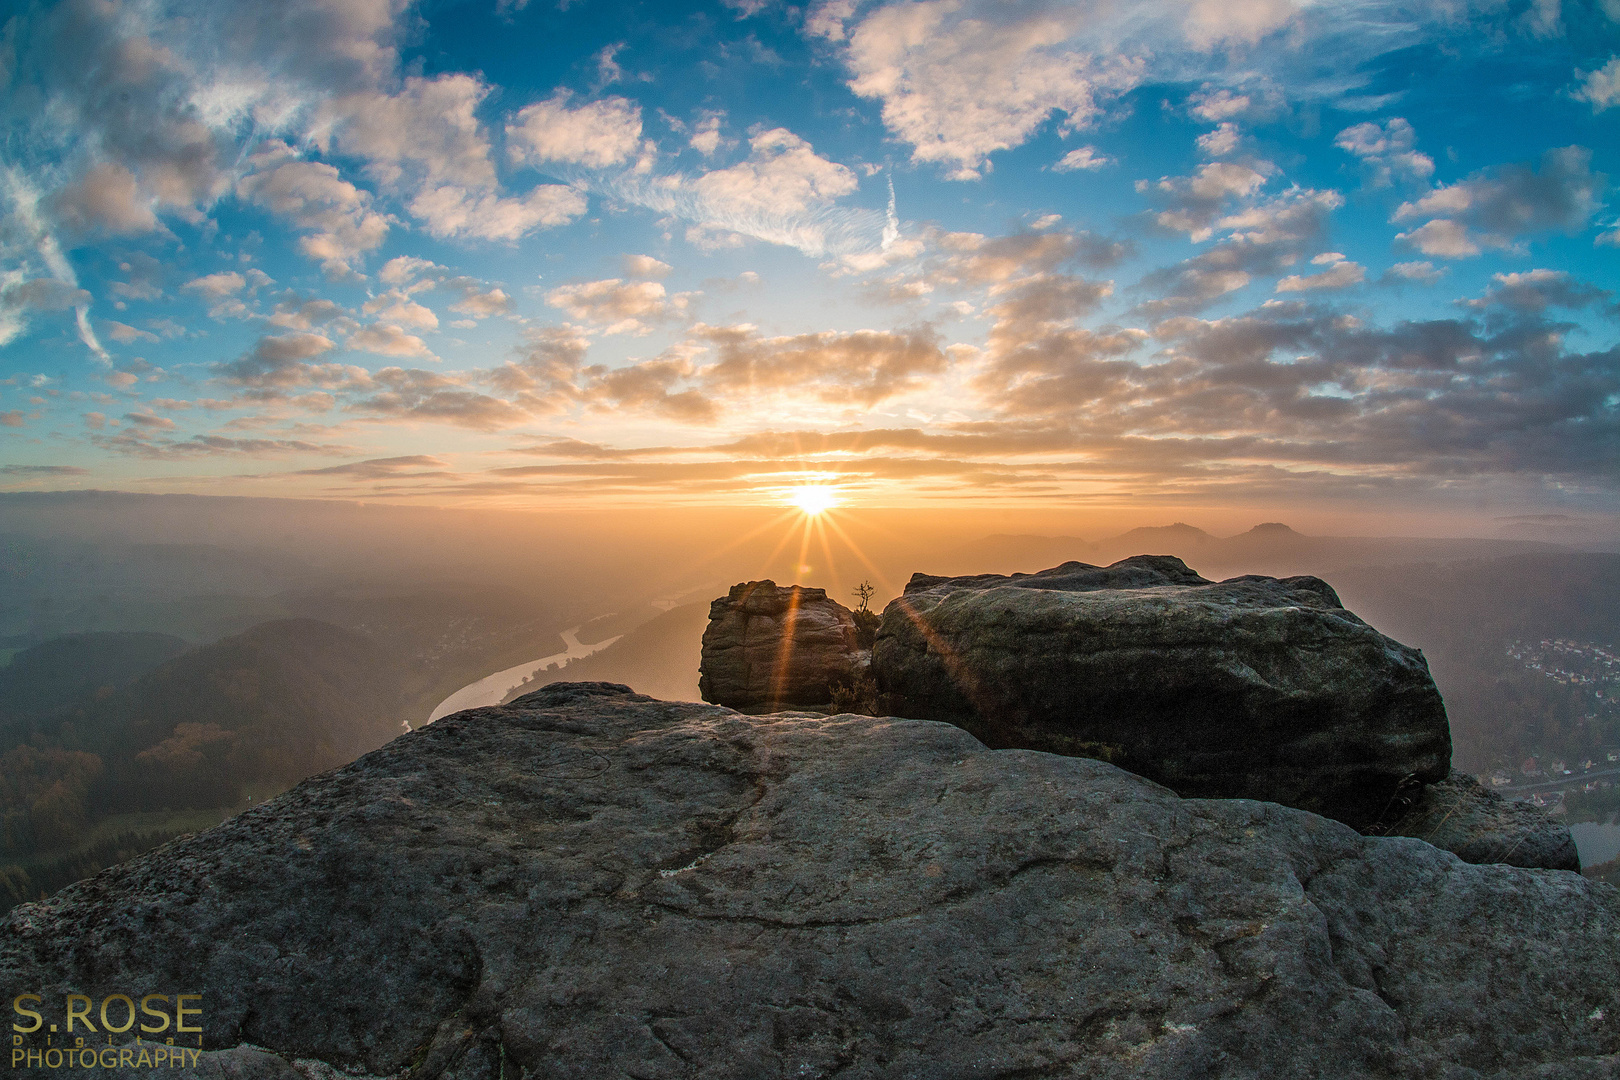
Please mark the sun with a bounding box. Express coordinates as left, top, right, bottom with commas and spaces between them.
787, 485, 840, 516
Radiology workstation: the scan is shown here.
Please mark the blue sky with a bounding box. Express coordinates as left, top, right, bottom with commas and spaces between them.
1, 0, 1617, 526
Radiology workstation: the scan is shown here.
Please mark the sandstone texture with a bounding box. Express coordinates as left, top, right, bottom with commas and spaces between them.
699, 580, 864, 714
872, 555, 1453, 831
2, 683, 1616, 1080
1380, 769, 1581, 871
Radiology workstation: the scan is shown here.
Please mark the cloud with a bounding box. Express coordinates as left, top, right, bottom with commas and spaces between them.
0, 464, 89, 476
181, 271, 247, 298
1334, 118, 1434, 187
691, 128, 858, 219
1464, 269, 1616, 314
841, 1, 1140, 179
1392, 145, 1605, 256
407, 184, 587, 241
361, 291, 439, 330
236, 151, 390, 276
936, 228, 1130, 284
1052, 146, 1111, 172
622, 254, 673, 279
314, 75, 589, 241
213, 331, 364, 389
103, 320, 160, 344
349, 322, 438, 359
266, 294, 349, 331
693, 322, 949, 407
1136, 187, 1343, 314
545, 278, 692, 334
445, 283, 512, 319
298, 455, 453, 478
1139, 161, 1276, 241
349, 367, 533, 430
506, 91, 644, 168
379, 256, 444, 286
1195, 124, 1240, 159
689, 115, 726, 157
1276, 260, 1366, 292
1385, 260, 1443, 284
47, 162, 160, 235
1573, 56, 1620, 111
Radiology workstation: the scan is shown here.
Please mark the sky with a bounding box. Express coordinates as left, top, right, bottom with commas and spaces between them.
0, 0, 1617, 528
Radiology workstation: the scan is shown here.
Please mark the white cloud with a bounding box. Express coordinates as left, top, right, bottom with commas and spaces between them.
48, 163, 160, 235
689, 115, 726, 157
1394, 219, 1480, 258
506, 91, 644, 168
1188, 88, 1251, 121
1573, 56, 1620, 112
321, 74, 497, 190
1195, 123, 1240, 159
236, 152, 389, 276
1334, 118, 1434, 187
691, 128, 858, 217
408, 184, 587, 241
181, 272, 247, 299
622, 254, 673, 279
842, 1, 1140, 179
449, 286, 512, 318
379, 256, 443, 286
1053, 146, 1110, 172
362, 290, 439, 330
1390, 146, 1602, 257
349, 322, 438, 359
1276, 260, 1366, 292
1388, 260, 1442, 283
545, 278, 692, 334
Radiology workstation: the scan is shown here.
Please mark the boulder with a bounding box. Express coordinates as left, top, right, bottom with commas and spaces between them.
872, 555, 1452, 831
1, 684, 1614, 1080
1378, 769, 1581, 871
699, 580, 864, 714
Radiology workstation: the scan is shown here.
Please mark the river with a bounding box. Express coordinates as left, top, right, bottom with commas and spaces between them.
1570, 821, 1620, 867
426, 625, 623, 723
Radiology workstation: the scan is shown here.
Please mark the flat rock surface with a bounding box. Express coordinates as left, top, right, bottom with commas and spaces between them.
873, 556, 1452, 830
699, 580, 864, 714
1383, 769, 1581, 871
2, 683, 1616, 1079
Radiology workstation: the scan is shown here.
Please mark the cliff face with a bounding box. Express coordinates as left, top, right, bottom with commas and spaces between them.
2, 683, 1616, 1079
702, 556, 1574, 870
874, 555, 1452, 830
698, 580, 865, 714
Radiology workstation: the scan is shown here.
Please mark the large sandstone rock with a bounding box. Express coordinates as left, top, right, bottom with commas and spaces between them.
1, 683, 1614, 1080
1379, 769, 1581, 871
873, 555, 1452, 831
699, 579, 864, 713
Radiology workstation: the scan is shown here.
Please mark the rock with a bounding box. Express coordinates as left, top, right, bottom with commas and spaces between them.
872, 555, 1452, 831
1379, 769, 1580, 871
1, 683, 1614, 1080
699, 580, 865, 714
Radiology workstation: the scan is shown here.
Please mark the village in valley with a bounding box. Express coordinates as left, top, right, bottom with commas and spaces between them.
1487, 638, 1620, 817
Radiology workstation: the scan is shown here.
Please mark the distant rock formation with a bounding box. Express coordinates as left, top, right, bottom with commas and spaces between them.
3, 684, 1613, 1079
698, 580, 865, 714
874, 555, 1452, 832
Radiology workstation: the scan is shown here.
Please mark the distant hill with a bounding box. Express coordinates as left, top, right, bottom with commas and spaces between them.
937, 522, 1568, 582
506, 603, 710, 705
0, 632, 189, 721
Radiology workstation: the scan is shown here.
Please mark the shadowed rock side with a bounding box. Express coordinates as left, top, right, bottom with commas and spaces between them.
1, 684, 1615, 1080
873, 555, 1452, 832
699, 580, 864, 714
1380, 770, 1581, 871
